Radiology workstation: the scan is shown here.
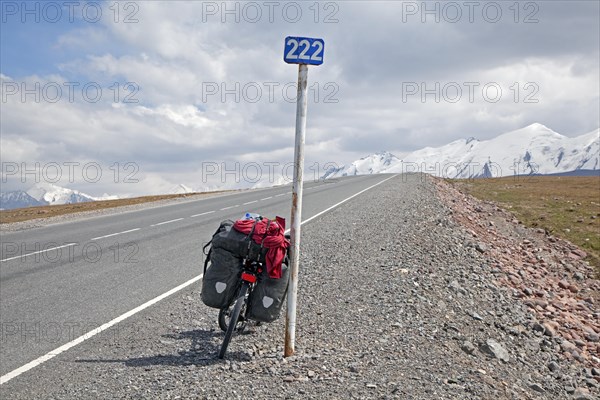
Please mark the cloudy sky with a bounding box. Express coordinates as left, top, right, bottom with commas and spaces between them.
1, 0, 599, 196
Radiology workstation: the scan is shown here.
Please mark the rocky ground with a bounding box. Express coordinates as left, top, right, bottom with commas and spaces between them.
1, 173, 598, 399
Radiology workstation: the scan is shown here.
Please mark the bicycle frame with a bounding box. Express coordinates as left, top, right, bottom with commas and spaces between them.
237, 259, 264, 319
218, 258, 263, 358
217, 234, 290, 358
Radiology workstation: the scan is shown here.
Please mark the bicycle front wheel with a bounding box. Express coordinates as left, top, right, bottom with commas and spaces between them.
218, 282, 249, 359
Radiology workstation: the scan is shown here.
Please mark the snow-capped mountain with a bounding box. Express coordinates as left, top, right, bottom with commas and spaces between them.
251, 174, 293, 189
0, 191, 44, 209
1, 183, 110, 210
168, 184, 195, 194
322, 151, 401, 179
26, 182, 96, 205
323, 124, 599, 179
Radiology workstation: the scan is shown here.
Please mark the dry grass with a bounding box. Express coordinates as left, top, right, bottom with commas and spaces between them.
450, 176, 600, 270
0, 191, 230, 224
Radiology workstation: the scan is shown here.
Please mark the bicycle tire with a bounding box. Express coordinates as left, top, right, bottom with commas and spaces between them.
218, 282, 249, 359
218, 303, 245, 332
218, 307, 229, 332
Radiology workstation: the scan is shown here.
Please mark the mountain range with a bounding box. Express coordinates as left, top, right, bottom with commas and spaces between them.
323, 124, 599, 179
0, 183, 116, 210
2, 123, 598, 210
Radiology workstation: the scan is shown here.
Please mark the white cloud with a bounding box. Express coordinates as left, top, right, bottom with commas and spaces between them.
1, 1, 598, 195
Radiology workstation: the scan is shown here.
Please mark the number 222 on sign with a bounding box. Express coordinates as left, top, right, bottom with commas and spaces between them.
284, 37, 325, 66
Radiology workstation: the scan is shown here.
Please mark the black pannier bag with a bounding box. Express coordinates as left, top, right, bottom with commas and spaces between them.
201, 220, 267, 309
247, 262, 290, 323
201, 220, 242, 309
201, 247, 243, 309
210, 220, 268, 262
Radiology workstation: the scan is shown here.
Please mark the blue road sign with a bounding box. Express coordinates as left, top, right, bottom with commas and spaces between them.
284, 36, 324, 66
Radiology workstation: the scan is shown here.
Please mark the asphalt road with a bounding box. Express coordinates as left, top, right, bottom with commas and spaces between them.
0, 174, 394, 378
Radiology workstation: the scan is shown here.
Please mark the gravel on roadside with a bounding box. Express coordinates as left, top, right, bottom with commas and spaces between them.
1, 173, 597, 399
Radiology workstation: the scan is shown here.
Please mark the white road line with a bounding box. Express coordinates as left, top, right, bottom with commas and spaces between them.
275, 193, 287, 197
0, 274, 204, 385
190, 211, 215, 218
243, 200, 258, 205
220, 205, 239, 211
91, 228, 140, 241
151, 218, 184, 227
0, 243, 77, 263
284, 175, 397, 233
260, 197, 273, 201
0, 174, 397, 384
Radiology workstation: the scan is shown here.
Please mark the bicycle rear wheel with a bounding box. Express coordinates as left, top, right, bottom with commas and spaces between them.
218, 301, 248, 332
218, 282, 249, 359
218, 304, 232, 332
